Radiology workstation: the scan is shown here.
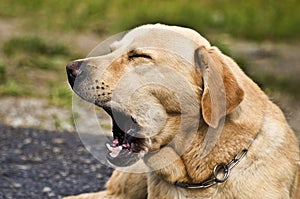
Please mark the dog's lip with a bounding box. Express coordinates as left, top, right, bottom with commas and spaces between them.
104, 108, 147, 167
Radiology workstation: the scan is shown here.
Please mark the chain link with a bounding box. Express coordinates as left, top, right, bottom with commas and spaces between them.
175, 149, 248, 189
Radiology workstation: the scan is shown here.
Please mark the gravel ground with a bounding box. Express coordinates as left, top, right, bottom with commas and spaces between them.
0, 124, 113, 199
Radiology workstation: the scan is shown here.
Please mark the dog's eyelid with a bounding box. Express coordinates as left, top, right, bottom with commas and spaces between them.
128, 50, 152, 60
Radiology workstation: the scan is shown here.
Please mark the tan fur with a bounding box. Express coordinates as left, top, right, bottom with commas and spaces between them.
64, 24, 299, 199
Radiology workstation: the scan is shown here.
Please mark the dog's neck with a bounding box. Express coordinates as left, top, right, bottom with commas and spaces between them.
146, 86, 268, 191
146, 114, 263, 196
179, 120, 259, 183
179, 78, 268, 185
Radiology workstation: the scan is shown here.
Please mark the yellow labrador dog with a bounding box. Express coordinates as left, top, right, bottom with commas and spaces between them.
65, 24, 299, 199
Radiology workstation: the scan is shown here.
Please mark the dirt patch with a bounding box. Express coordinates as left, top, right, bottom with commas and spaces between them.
0, 19, 22, 43
0, 97, 74, 132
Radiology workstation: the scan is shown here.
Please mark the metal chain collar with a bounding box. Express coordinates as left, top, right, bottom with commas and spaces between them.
175, 149, 248, 189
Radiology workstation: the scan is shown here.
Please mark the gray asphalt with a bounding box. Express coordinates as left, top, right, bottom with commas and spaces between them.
0, 124, 113, 199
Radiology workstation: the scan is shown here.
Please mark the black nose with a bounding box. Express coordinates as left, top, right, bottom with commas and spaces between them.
66, 61, 83, 88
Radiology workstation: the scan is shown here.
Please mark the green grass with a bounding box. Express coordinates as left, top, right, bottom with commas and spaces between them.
1, 0, 109, 34
49, 83, 73, 107
3, 36, 70, 57
0, 0, 299, 40
0, 60, 5, 83
0, 79, 31, 96
0, 35, 75, 106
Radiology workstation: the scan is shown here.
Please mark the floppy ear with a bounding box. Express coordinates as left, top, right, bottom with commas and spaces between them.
195, 47, 244, 128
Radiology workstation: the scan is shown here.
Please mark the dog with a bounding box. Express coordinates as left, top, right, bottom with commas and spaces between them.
65, 24, 299, 198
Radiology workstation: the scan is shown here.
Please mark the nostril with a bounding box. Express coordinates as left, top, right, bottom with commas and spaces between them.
66, 61, 83, 78
66, 60, 84, 88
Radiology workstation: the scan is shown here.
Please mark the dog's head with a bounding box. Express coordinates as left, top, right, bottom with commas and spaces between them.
66, 24, 244, 167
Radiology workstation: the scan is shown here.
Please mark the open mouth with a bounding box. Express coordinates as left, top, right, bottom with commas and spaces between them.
105, 109, 146, 167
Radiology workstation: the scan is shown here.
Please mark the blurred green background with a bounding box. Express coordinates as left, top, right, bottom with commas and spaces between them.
0, 0, 299, 132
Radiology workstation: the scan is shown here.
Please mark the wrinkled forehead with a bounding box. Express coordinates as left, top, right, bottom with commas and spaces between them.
111, 25, 210, 63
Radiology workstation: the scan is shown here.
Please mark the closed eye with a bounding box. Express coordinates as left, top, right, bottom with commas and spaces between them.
128, 50, 152, 60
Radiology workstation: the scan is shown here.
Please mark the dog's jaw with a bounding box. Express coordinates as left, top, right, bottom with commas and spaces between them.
104, 108, 148, 167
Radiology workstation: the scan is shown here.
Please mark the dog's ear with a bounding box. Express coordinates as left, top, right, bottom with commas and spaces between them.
195, 47, 244, 128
